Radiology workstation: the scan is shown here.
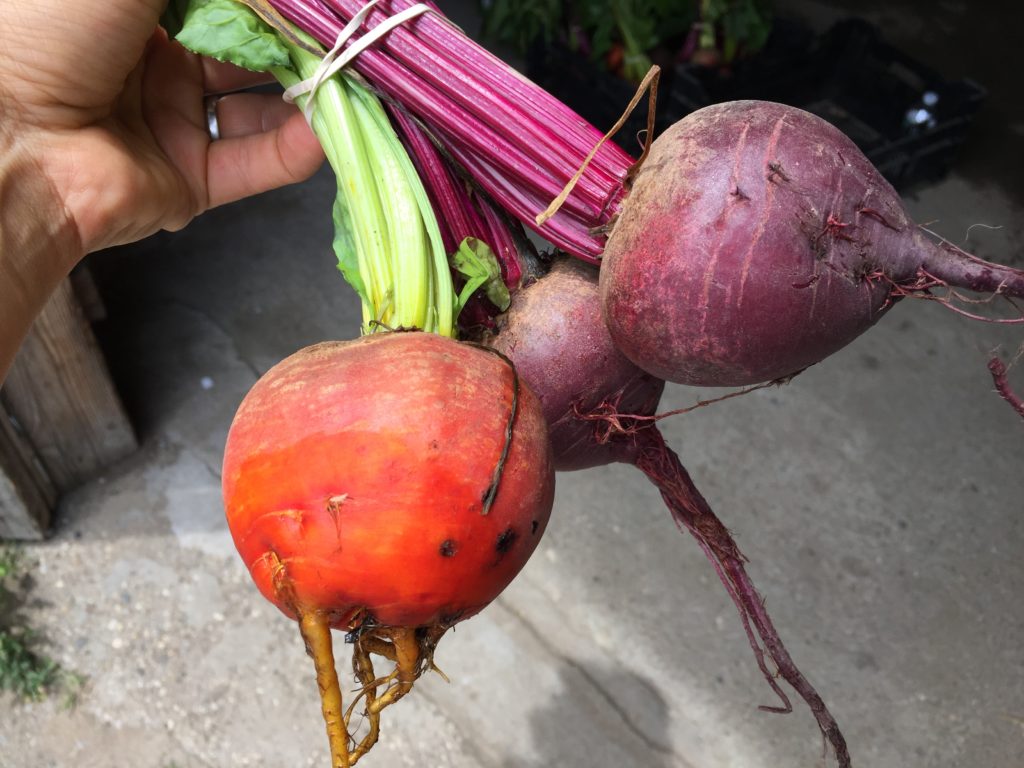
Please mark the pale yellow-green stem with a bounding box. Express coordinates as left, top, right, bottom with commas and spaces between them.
273, 41, 455, 337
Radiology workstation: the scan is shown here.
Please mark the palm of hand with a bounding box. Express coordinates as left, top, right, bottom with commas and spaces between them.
1, 1, 322, 254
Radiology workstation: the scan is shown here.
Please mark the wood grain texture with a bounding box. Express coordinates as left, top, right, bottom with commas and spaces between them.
1, 277, 136, 493
0, 404, 56, 539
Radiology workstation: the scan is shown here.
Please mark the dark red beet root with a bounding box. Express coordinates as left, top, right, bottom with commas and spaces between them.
485, 259, 664, 470
989, 355, 1024, 419
631, 427, 849, 766
486, 258, 851, 766
601, 100, 1024, 387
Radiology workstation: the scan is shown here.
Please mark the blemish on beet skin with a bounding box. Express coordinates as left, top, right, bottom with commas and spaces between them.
495, 527, 517, 555
439, 539, 458, 558
325, 495, 348, 540
326, 494, 348, 513
793, 274, 821, 289
767, 161, 791, 183
531, 520, 539, 535
856, 205, 899, 231
439, 610, 466, 628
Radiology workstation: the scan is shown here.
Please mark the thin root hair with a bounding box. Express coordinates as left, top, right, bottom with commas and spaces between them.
962, 222, 1004, 243
573, 375, 797, 442
868, 268, 1024, 323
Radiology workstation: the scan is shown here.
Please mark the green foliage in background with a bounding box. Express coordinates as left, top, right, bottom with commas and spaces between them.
701, 0, 773, 63
0, 545, 83, 705
480, 0, 771, 82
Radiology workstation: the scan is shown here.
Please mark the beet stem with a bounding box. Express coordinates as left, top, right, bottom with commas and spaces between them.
631, 427, 852, 768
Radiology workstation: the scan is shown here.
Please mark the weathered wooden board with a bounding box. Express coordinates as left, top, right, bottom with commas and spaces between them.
0, 403, 58, 539
0, 274, 136, 538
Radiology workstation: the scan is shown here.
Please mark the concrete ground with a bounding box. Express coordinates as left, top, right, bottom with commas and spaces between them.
2, 3, 1022, 767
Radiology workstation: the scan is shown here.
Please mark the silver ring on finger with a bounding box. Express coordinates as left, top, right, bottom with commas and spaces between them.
205, 96, 222, 142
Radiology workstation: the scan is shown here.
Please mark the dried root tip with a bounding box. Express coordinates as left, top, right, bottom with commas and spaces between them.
989, 354, 1024, 420
867, 266, 1024, 324
631, 428, 852, 768
573, 376, 796, 447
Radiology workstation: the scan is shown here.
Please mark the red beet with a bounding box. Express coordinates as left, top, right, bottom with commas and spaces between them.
486, 259, 851, 767
486, 259, 664, 470
600, 100, 1024, 386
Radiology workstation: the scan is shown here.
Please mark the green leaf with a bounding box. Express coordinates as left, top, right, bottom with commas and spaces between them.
479, 0, 562, 54
452, 238, 511, 313
174, 0, 291, 72
332, 193, 370, 309
0, 631, 59, 701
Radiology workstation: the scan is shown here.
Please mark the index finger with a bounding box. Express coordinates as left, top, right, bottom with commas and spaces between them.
206, 109, 324, 209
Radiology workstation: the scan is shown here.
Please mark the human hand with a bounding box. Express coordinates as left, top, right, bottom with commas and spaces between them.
0, 0, 325, 257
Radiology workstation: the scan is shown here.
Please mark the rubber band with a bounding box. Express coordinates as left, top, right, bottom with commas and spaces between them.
283, 0, 433, 122
282, 0, 381, 117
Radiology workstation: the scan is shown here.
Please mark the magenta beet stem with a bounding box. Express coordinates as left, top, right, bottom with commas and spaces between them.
389, 106, 524, 289
267, 0, 632, 258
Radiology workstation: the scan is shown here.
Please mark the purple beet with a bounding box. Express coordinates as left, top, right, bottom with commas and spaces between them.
600, 100, 1024, 386
486, 259, 664, 470
485, 258, 851, 767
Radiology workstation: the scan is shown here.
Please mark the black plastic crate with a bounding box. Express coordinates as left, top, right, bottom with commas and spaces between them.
792, 19, 986, 190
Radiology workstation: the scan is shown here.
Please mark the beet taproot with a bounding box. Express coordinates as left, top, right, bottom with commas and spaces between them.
486, 259, 850, 766
222, 332, 554, 766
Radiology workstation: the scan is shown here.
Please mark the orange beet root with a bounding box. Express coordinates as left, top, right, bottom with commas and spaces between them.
222, 332, 554, 765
